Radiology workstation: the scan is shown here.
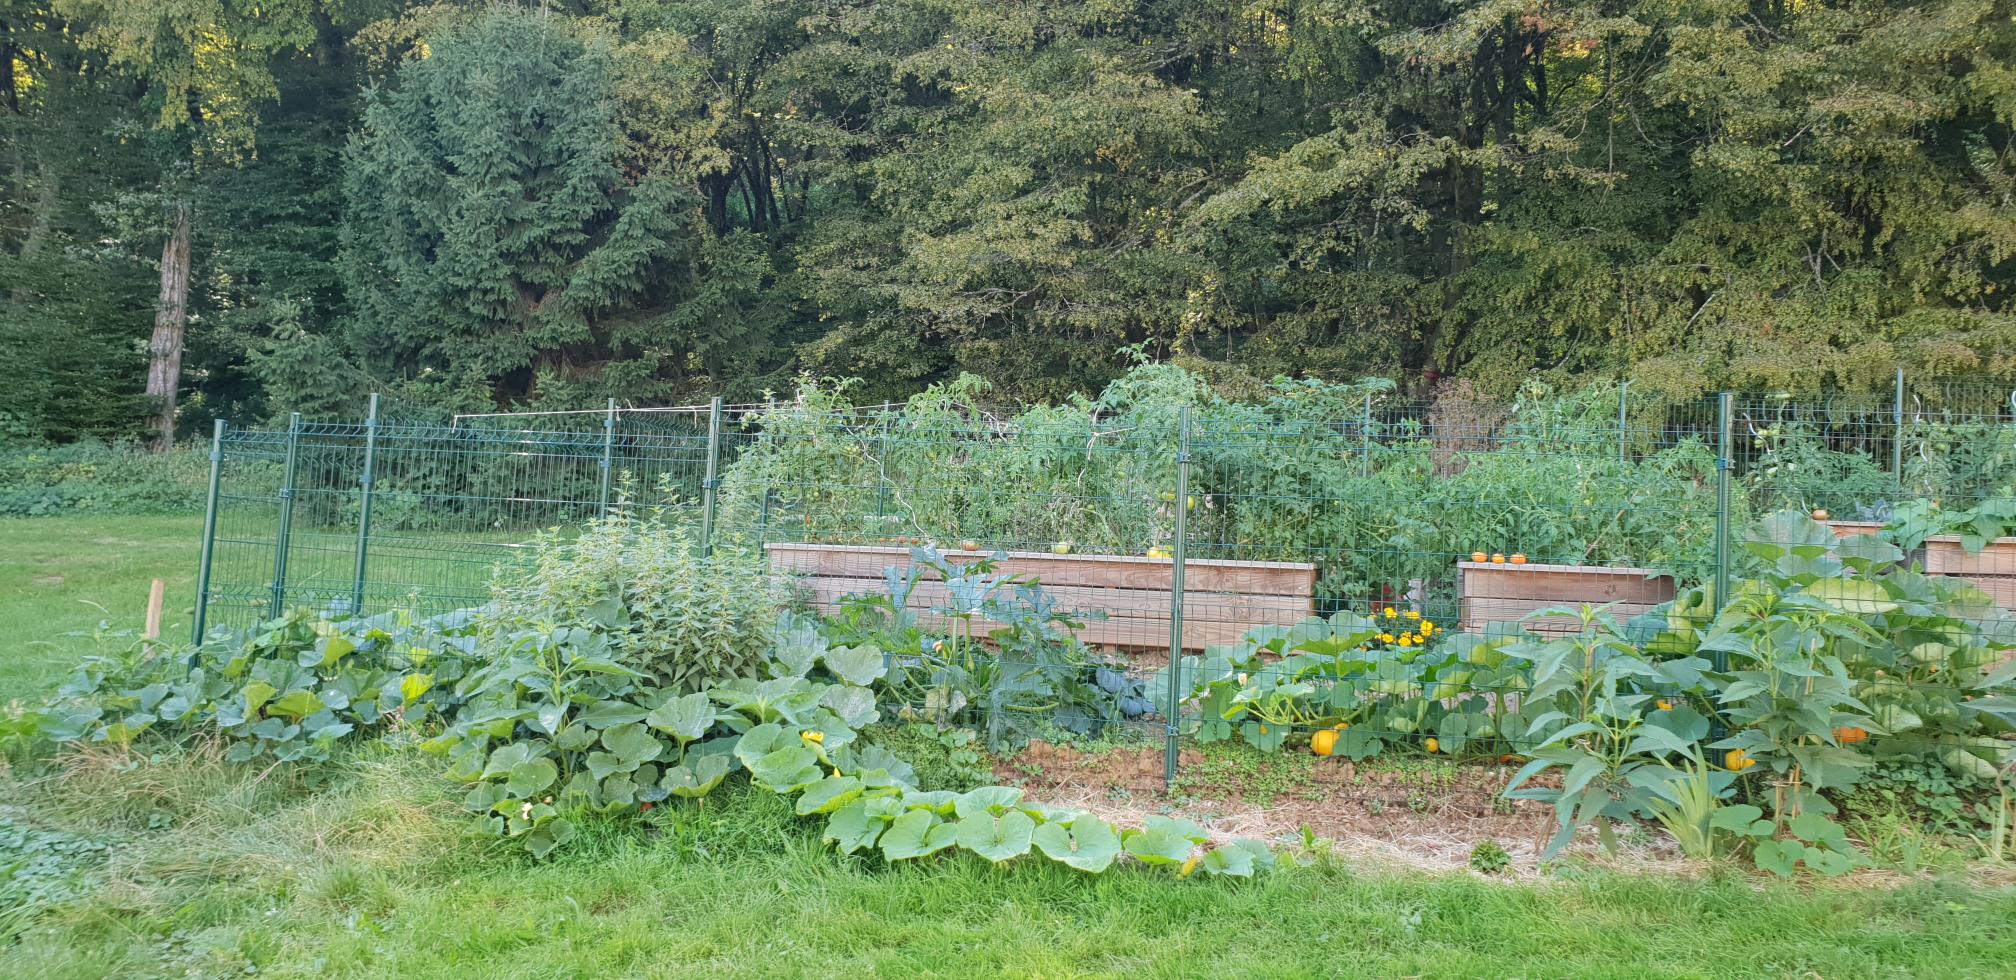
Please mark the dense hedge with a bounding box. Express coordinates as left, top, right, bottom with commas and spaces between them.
0, 444, 211, 518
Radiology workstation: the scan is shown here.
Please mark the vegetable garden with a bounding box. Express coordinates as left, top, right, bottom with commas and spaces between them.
27, 365, 2016, 878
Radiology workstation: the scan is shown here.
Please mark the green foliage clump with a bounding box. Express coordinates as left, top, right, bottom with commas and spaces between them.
486, 505, 779, 690
858, 723, 995, 793
0, 444, 218, 518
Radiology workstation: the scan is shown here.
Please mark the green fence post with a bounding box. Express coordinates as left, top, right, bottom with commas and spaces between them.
1164, 405, 1192, 791
1891, 368, 1905, 486
190, 419, 228, 655
1712, 391, 1733, 649
268, 412, 303, 619
598, 398, 617, 515
700, 396, 723, 556
1359, 392, 1373, 477
874, 416, 890, 524
1618, 380, 1630, 463
349, 393, 381, 615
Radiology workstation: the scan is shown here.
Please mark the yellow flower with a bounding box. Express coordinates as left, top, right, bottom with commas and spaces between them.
1420, 621, 1435, 635
1397, 636, 1413, 647
1383, 607, 1398, 618
1379, 633, 1395, 643
801, 730, 825, 744
1179, 854, 1199, 878
1404, 610, 1421, 620
1724, 748, 1756, 772
1656, 699, 1674, 711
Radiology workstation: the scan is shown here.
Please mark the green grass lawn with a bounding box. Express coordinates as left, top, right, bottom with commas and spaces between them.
0, 515, 202, 699
4, 515, 2016, 978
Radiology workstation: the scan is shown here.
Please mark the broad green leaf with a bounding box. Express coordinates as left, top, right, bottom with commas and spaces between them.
241, 680, 278, 717
796, 776, 865, 816
734, 723, 792, 770
823, 645, 887, 687
748, 746, 823, 793
645, 691, 716, 743
267, 689, 325, 721
1199, 845, 1256, 877
823, 799, 887, 855
1804, 578, 1898, 615
662, 754, 732, 798
579, 701, 650, 729
956, 809, 1036, 862
398, 673, 434, 705
601, 723, 662, 768
506, 757, 558, 798
820, 685, 879, 728
1122, 826, 1194, 866
880, 809, 958, 861
953, 786, 1024, 819
1031, 816, 1120, 872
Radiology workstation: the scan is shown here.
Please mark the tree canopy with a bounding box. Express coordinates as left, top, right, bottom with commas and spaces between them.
3, 0, 2012, 439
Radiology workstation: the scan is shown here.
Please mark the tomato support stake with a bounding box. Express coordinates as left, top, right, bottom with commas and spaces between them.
349, 393, 381, 615
268, 412, 303, 618
1163, 405, 1192, 791
700, 396, 723, 557
189, 418, 227, 655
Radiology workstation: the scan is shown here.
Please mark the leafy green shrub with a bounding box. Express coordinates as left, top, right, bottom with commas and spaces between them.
859, 723, 995, 792
0, 443, 225, 517
485, 504, 779, 690
810, 547, 1149, 749
34, 607, 474, 760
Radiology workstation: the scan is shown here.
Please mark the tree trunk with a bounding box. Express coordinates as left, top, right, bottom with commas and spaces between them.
147, 200, 191, 450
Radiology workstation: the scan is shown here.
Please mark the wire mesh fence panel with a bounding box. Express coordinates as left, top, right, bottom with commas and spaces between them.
187, 377, 2016, 790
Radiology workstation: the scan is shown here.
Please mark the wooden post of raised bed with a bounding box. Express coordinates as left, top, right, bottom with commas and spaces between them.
1164, 405, 1192, 791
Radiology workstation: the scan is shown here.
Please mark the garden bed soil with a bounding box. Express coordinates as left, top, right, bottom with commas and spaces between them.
992, 741, 1666, 876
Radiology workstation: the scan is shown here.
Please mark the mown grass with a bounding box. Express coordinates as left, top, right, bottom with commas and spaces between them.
0, 515, 202, 699
4, 515, 2016, 978
5, 742, 2016, 979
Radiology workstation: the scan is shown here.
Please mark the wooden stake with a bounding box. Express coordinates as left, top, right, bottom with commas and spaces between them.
144, 577, 166, 652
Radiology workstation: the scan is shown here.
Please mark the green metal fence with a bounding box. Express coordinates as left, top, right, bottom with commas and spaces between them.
189, 377, 2016, 787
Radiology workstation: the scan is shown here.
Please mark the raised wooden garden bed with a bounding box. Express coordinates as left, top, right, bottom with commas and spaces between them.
764, 543, 1317, 650
1819, 520, 1886, 540
1457, 561, 1676, 636
1923, 536, 2016, 611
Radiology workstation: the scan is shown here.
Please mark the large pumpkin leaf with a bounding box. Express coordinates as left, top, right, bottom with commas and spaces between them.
661, 754, 732, 798
823, 645, 887, 687
879, 809, 958, 861
1031, 815, 1120, 872
956, 809, 1036, 863
748, 745, 823, 793
795, 775, 865, 816
601, 723, 663, 768
506, 757, 558, 798
645, 691, 717, 743
1805, 578, 1899, 615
